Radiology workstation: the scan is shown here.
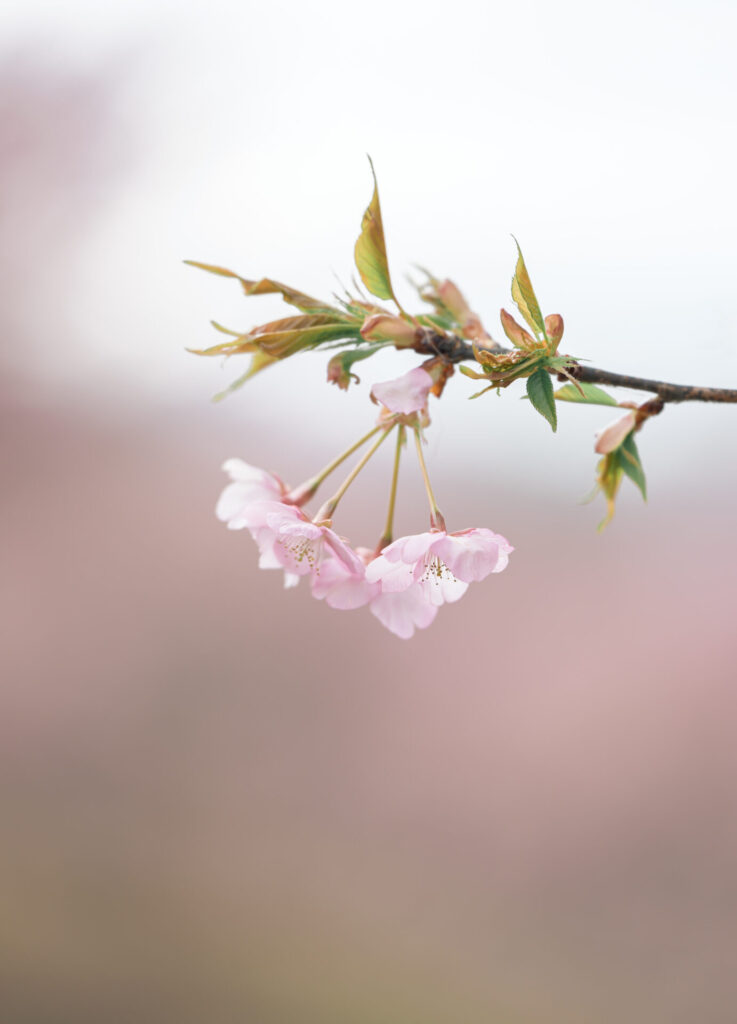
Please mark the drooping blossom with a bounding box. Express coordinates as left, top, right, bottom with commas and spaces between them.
238, 500, 364, 581
594, 411, 637, 454
370, 366, 434, 416
216, 458, 285, 529
311, 549, 439, 639
365, 528, 513, 606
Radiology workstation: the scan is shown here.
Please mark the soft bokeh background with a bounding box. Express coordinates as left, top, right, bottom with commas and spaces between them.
3, 2, 737, 1021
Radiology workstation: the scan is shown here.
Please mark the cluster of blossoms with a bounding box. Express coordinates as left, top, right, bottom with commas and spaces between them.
216, 366, 512, 639
192, 161, 663, 548
194, 162, 680, 611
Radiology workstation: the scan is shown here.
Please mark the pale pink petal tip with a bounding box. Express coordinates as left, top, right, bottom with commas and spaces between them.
594, 411, 637, 454
370, 366, 434, 415
216, 460, 284, 524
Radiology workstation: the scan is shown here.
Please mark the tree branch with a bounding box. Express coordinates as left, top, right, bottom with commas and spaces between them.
416, 332, 737, 404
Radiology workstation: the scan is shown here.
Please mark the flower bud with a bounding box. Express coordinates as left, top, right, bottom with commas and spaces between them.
544, 313, 564, 349
594, 411, 637, 454
360, 314, 419, 347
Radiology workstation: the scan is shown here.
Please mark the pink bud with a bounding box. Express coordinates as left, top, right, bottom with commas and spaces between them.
544, 313, 564, 347
360, 314, 418, 347
594, 411, 637, 454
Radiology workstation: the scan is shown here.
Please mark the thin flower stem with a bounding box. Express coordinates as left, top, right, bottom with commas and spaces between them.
413, 426, 446, 532
285, 424, 383, 505
377, 425, 405, 550
314, 426, 394, 524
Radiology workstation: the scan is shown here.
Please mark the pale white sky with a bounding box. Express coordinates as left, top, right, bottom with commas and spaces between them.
3, 0, 736, 484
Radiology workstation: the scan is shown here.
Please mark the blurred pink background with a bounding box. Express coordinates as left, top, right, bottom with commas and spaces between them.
3, 8, 737, 1021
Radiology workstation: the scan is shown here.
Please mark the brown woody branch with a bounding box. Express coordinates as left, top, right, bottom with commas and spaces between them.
415, 332, 737, 404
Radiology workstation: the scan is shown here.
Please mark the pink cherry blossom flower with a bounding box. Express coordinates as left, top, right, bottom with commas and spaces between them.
238, 500, 364, 580
216, 458, 285, 530
365, 527, 512, 605
370, 366, 434, 415
594, 411, 637, 454
311, 549, 439, 639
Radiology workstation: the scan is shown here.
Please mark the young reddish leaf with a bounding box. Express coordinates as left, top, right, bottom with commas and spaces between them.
239, 277, 332, 312
190, 313, 359, 360
184, 260, 242, 279
500, 308, 536, 350
249, 313, 352, 337
184, 261, 331, 313
250, 323, 361, 359
511, 240, 546, 338
594, 411, 637, 454
354, 158, 400, 307
544, 313, 564, 349
360, 313, 418, 346
412, 273, 490, 342
437, 279, 472, 322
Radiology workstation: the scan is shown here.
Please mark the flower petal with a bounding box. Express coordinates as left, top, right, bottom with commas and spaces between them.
365, 553, 416, 593
370, 367, 434, 415
433, 528, 507, 583
370, 586, 438, 639
312, 558, 379, 610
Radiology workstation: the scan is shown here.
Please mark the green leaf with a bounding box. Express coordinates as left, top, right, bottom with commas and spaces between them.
526, 367, 557, 431
354, 158, 399, 306
555, 382, 618, 406
511, 240, 546, 339
619, 433, 647, 500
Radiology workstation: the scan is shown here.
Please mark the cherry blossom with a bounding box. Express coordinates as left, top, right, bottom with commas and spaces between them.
216, 459, 285, 530
365, 527, 513, 605
370, 366, 434, 415
238, 500, 364, 580
311, 550, 439, 639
